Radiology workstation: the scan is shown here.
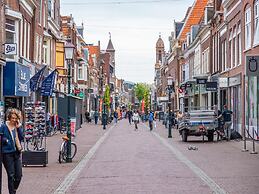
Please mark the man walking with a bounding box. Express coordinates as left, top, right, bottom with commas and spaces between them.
127, 110, 132, 125
220, 105, 233, 141
148, 110, 154, 131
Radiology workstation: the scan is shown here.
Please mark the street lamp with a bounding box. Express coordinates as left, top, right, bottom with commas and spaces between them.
167, 76, 173, 138
64, 42, 75, 163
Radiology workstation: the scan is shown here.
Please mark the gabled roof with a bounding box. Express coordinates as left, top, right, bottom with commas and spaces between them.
106, 39, 115, 51
85, 45, 100, 66
177, 0, 209, 42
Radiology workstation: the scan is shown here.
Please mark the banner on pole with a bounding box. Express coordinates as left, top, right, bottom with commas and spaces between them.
30, 65, 47, 92
41, 70, 57, 96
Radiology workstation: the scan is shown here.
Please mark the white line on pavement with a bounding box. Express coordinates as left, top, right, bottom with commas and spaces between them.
54, 124, 116, 194
151, 129, 228, 194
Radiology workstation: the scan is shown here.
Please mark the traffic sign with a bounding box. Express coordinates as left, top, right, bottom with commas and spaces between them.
246, 56, 259, 77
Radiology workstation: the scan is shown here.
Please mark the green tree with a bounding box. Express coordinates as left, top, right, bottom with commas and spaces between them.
134, 83, 149, 102
104, 85, 110, 108
134, 83, 150, 111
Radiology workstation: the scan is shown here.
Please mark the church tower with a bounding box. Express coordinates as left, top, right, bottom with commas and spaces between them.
155, 34, 165, 68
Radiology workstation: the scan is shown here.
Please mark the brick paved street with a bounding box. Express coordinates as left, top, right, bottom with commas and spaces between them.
2, 119, 259, 194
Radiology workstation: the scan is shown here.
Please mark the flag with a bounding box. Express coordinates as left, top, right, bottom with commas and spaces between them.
41, 69, 57, 96
30, 65, 47, 92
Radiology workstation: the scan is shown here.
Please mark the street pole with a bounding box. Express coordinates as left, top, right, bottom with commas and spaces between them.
66, 61, 72, 163
103, 102, 106, 129
168, 88, 172, 138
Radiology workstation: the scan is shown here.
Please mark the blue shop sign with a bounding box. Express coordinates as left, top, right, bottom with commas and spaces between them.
3, 62, 30, 96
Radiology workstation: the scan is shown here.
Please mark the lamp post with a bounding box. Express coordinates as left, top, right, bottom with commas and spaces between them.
64, 42, 75, 163
167, 76, 173, 138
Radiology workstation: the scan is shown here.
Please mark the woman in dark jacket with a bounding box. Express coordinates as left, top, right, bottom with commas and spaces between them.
0, 108, 23, 194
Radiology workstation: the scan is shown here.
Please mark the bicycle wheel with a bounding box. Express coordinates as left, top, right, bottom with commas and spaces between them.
60, 141, 77, 161
71, 142, 77, 159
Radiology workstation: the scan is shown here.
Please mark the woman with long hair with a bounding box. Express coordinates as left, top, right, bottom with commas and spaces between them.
0, 108, 24, 194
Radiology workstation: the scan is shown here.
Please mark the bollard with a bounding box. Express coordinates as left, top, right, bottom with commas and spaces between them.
250, 127, 258, 154
242, 127, 249, 152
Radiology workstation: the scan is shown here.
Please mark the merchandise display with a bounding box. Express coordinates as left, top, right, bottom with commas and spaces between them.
24, 101, 46, 151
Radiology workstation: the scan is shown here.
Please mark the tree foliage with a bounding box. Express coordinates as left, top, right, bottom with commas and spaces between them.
134, 83, 149, 102
104, 85, 110, 108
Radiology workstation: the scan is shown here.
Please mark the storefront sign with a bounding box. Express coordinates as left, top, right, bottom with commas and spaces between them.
229, 75, 241, 87
246, 56, 259, 77
206, 82, 218, 91
3, 62, 30, 96
4, 43, 17, 55
219, 77, 228, 88
196, 78, 207, 84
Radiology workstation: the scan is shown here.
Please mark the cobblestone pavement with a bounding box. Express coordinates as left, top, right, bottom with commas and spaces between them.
2, 119, 259, 194
2, 122, 107, 194
65, 120, 259, 194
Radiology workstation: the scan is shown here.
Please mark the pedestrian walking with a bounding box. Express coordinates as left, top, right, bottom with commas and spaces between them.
127, 110, 132, 125
132, 110, 140, 130
219, 105, 233, 141
0, 108, 23, 194
113, 111, 118, 123
94, 111, 99, 125
148, 110, 154, 131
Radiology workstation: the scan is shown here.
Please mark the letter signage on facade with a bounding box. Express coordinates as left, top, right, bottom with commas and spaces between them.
4, 43, 17, 55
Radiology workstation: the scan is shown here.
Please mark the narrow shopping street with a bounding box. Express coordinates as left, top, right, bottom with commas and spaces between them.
3, 119, 257, 194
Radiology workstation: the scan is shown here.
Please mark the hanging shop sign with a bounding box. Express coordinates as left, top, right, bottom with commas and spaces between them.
3, 62, 30, 96
196, 78, 207, 84
4, 43, 17, 55
246, 56, 259, 77
229, 74, 241, 87
206, 81, 218, 91
219, 77, 228, 88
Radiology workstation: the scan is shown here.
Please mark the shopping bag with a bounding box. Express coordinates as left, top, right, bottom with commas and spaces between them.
154, 121, 156, 128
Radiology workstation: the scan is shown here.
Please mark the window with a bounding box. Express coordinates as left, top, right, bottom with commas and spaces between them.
43, 41, 48, 64
232, 26, 236, 68
22, 20, 31, 60
5, 18, 16, 59
254, 0, 259, 45
245, 7, 252, 50
78, 64, 83, 80
229, 30, 233, 69
237, 23, 241, 65
38, 0, 42, 25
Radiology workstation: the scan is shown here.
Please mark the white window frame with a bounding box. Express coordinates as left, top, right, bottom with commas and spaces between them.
229, 30, 233, 69
254, 0, 259, 46
78, 64, 84, 80
232, 26, 236, 68
245, 7, 252, 50
237, 23, 241, 66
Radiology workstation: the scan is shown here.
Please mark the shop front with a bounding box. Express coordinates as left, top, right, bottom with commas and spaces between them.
3, 61, 30, 111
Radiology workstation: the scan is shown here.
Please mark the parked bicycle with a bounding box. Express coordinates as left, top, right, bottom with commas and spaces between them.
58, 135, 77, 163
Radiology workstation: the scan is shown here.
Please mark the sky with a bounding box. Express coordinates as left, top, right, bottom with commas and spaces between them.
60, 0, 194, 84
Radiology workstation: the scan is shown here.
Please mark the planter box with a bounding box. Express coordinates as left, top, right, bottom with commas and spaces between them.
22, 150, 48, 167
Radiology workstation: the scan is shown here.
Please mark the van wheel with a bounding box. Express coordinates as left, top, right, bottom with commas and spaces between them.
182, 130, 188, 142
